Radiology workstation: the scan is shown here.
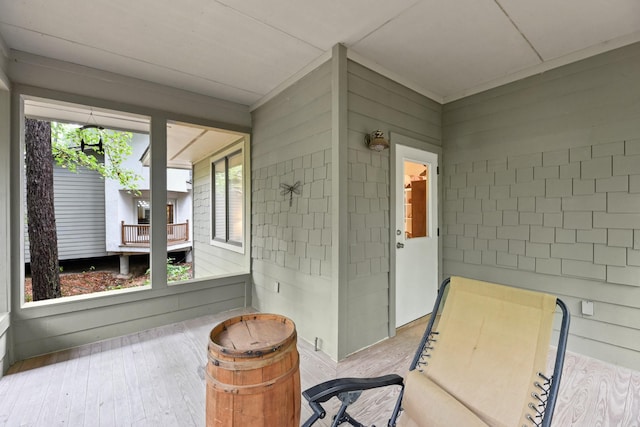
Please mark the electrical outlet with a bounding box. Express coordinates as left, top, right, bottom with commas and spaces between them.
581, 300, 594, 316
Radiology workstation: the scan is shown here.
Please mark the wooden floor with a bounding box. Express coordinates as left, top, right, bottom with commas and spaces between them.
0, 307, 638, 426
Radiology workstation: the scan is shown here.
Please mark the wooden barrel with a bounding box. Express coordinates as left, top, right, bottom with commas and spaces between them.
206, 313, 301, 426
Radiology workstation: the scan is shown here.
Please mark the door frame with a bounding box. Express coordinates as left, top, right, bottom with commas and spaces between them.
389, 133, 443, 337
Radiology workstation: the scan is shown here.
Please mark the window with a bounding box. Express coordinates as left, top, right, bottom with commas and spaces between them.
403, 161, 429, 239
137, 200, 151, 224
168, 120, 249, 280
16, 95, 250, 304
211, 147, 243, 249
20, 96, 152, 302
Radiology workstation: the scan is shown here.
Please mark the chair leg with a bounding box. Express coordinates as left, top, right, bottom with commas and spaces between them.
333, 411, 366, 427
330, 391, 366, 427
302, 401, 327, 427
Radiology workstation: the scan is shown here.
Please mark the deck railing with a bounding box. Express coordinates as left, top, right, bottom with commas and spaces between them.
121, 220, 189, 246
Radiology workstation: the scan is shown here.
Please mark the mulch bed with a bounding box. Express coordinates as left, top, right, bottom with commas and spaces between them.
24, 271, 148, 302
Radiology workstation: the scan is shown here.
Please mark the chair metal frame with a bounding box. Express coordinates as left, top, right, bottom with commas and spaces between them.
302, 277, 571, 427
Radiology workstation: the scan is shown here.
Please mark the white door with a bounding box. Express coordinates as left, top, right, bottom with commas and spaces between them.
395, 144, 438, 327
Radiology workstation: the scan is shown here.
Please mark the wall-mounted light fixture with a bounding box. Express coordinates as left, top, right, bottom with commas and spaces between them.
365, 130, 389, 151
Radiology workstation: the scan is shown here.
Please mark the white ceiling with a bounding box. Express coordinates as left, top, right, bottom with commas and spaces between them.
2, 0, 640, 106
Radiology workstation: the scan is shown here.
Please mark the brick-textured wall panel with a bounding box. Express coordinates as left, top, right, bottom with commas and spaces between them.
592, 141, 624, 158
536, 258, 561, 275
516, 167, 534, 183
543, 149, 569, 166
508, 152, 542, 169
562, 193, 606, 212
582, 156, 612, 179
252, 149, 331, 276
573, 179, 596, 195
563, 212, 593, 229
562, 259, 606, 281
613, 154, 640, 176
546, 179, 573, 197
444, 138, 640, 286
570, 146, 592, 162
560, 162, 581, 179
594, 212, 640, 229
628, 249, 640, 266
508, 239, 526, 255
596, 176, 628, 193
626, 139, 640, 156
594, 244, 626, 266
577, 229, 607, 244
608, 193, 640, 213
608, 229, 633, 247
518, 255, 536, 271
495, 169, 516, 186
607, 265, 640, 286
530, 225, 555, 243
348, 148, 389, 279
497, 252, 518, 267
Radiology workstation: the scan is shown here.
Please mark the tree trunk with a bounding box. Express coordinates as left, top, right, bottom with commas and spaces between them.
25, 119, 62, 300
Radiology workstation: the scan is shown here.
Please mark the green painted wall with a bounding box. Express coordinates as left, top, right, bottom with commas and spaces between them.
250, 60, 337, 356
442, 42, 640, 370
250, 48, 442, 360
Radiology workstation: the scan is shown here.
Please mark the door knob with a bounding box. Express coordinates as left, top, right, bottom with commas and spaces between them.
397, 242, 404, 249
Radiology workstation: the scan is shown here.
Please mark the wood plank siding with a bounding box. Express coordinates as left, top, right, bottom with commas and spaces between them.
442, 43, 640, 371
24, 164, 107, 263
344, 59, 441, 355
250, 54, 443, 359
250, 60, 336, 356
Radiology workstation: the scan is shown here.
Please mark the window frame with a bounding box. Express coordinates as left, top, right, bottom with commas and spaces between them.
210, 143, 245, 253
12, 88, 251, 310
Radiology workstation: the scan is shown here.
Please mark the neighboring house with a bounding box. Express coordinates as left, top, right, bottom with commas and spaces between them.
24, 131, 193, 275
104, 132, 192, 275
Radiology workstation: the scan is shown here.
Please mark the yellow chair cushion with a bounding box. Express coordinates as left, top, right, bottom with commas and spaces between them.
398, 370, 489, 427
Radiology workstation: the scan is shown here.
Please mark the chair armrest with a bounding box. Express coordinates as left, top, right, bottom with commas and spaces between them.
303, 374, 404, 403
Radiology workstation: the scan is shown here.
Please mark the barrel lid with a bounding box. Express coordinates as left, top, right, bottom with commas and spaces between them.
209, 313, 296, 357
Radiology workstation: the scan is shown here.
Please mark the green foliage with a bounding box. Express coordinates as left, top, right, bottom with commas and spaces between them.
167, 261, 191, 282
51, 122, 141, 194
144, 258, 191, 284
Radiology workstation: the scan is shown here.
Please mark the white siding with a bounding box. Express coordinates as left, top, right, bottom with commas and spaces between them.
24, 165, 106, 263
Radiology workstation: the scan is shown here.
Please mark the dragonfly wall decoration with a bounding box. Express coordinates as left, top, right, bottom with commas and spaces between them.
280, 181, 301, 207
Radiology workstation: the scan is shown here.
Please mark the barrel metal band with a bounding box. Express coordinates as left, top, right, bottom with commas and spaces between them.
205, 359, 299, 395
208, 340, 297, 371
